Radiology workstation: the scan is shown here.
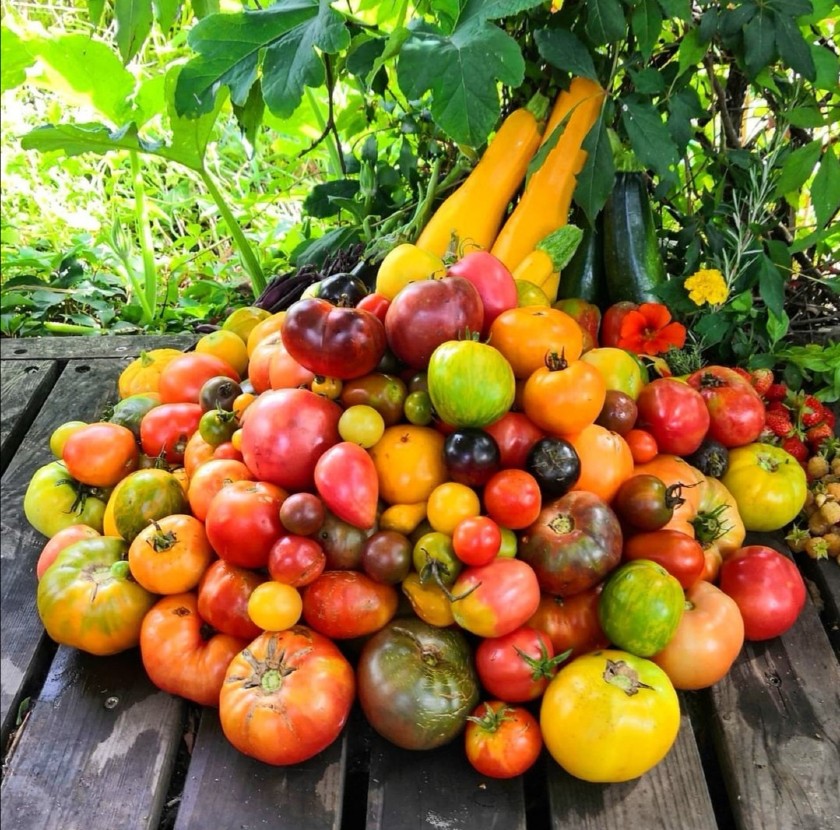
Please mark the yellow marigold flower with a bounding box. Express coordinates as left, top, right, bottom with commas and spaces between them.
684, 268, 729, 306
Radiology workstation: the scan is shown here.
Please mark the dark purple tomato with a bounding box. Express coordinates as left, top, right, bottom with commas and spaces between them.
595, 389, 638, 436
526, 437, 581, 498
443, 428, 501, 487
199, 376, 243, 413
280, 492, 326, 536
613, 474, 684, 532
361, 531, 413, 584
317, 510, 376, 570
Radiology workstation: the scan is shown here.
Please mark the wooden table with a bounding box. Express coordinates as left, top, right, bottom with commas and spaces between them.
1, 335, 839, 830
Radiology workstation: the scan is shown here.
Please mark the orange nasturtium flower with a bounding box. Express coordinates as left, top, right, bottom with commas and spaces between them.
616, 303, 687, 356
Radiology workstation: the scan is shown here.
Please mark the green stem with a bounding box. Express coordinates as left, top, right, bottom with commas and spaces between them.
199, 168, 266, 297
44, 322, 100, 335
305, 86, 342, 177
129, 151, 159, 322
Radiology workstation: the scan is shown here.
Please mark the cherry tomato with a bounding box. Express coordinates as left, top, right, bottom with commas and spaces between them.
360, 531, 413, 584
197, 560, 265, 640
426, 482, 481, 535
267, 535, 326, 587
482, 469, 542, 530
613, 474, 686, 532
247, 582, 303, 631
279, 492, 326, 536
452, 516, 502, 567
338, 404, 385, 448
465, 701, 542, 779
624, 428, 658, 464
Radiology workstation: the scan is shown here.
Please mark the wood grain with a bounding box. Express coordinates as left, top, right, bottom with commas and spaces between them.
1, 335, 196, 361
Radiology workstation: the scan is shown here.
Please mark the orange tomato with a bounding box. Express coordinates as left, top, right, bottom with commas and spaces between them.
369, 425, 448, 505
62, 422, 139, 488
246, 311, 285, 356
624, 429, 659, 464
268, 339, 315, 390
522, 354, 606, 435
128, 514, 214, 594
183, 430, 216, 478
248, 332, 283, 394
118, 348, 183, 399
568, 424, 634, 502
187, 458, 254, 522
195, 329, 249, 377
488, 306, 583, 379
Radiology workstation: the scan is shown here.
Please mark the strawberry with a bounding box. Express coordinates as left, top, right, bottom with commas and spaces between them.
765, 400, 789, 416
765, 383, 789, 402
748, 368, 774, 397
799, 395, 824, 428
822, 407, 836, 430
764, 410, 793, 438
805, 423, 833, 451
732, 367, 751, 383
781, 436, 808, 462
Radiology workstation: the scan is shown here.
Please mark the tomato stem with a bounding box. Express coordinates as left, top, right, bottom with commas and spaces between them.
602, 658, 654, 696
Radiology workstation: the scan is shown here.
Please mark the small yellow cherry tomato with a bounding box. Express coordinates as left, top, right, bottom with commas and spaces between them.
311, 376, 343, 399
49, 421, 88, 458
426, 482, 481, 535
401, 572, 455, 627
247, 581, 303, 631
338, 405, 385, 448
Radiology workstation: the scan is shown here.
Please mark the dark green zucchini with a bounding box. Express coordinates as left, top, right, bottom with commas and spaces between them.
602, 172, 666, 304
556, 205, 608, 306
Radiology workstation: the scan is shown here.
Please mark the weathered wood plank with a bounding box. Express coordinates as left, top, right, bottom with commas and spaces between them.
796, 555, 840, 656
0, 360, 60, 476
0, 359, 122, 746
1, 334, 196, 360
709, 539, 840, 830
1, 646, 183, 830
365, 729, 527, 830
174, 709, 348, 830
545, 713, 718, 830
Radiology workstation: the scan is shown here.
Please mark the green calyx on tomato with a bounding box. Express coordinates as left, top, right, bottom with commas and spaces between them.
691, 502, 731, 546
603, 658, 654, 696
466, 701, 514, 731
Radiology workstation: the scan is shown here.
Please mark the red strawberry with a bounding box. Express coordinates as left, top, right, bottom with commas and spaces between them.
765, 383, 789, 402
748, 368, 774, 396
805, 423, 833, 451
799, 395, 824, 428
765, 400, 789, 415
764, 410, 793, 438
781, 436, 808, 462
822, 407, 836, 430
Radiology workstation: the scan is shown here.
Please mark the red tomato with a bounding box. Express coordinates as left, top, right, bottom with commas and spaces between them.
140, 593, 248, 707
718, 545, 806, 641
624, 428, 658, 464
204, 480, 287, 569
356, 291, 391, 322
464, 701, 542, 779
450, 557, 541, 638
652, 580, 745, 689
475, 625, 562, 702
301, 571, 399, 639
623, 529, 706, 589
527, 585, 610, 658
62, 422, 139, 488
267, 535, 326, 587
220, 627, 355, 765
452, 516, 503, 566
140, 403, 203, 465
158, 352, 240, 404
313, 441, 378, 530
240, 388, 341, 491
187, 458, 253, 522
636, 378, 710, 456
599, 301, 639, 349
212, 441, 243, 462
482, 469, 542, 530
281, 298, 387, 380
36, 524, 101, 580
197, 559, 265, 640
446, 251, 518, 337
686, 365, 766, 448
482, 411, 545, 469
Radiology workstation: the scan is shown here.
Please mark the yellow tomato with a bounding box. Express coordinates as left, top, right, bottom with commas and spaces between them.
426, 482, 481, 535
247, 581, 303, 631
195, 329, 249, 377
379, 502, 428, 535
369, 425, 448, 505
540, 649, 680, 783
222, 306, 271, 344
49, 420, 88, 458
246, 311, 286, 357
118, 348, 183, 399
401, 572, 456, 627
579, 347, 645, 400
375, 243, 446, 300
514, 279, 550, 307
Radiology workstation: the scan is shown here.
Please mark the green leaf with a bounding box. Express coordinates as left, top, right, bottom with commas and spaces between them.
363, 27, 412, 87
656, 0, 691, 18
574, 113, 616, 226
774, 140, 821, 197
811, 44, 839, 91
261, 1, 351, 118
87, 0, 107, 25
631, 0, 663, 61
26, 34, 137, 125
774, 12, 816, 80
628, 67, 665, 94
765, 308, 789, 346
785, 106, 824, 127
458, 0, 545, 24
757, 253, 785, 318
397, 19, 526, 146
667, 86, 704, 153
165, 64, 227, 169
534, 28, 598, 80
153, 0, 183, 31
720, 2, 758, 37
303, 179, 360, 218
698, 7, 719, 42
191, 0, 219, 16
677, 28, 708, 76
1, 26, 35, 95
21, 123, 159, 158
175, 1, 324, 117
743, 10, 776, 77
812, 145, 840, 230
232, 78, 265, 147
767, 0, 813, 15
115, 0, 154, 64
620, 96, 679, 179
694, 314, 730, 346
586, 0, 626, 45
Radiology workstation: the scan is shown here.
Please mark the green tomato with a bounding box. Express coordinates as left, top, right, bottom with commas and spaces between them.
199, 408, 238, 447
37, 536, 156, 655
338, 404, 385, 448
497, 526, 518, 558
404, 390, 433, 426
112, 468, 189, 542
412, 531, 462, 587
49, 421, 88, 458
24, 461, 109, 537
721, 443, 807, 532
598, 559, 684, 657
427, 340, 515, 428
107, 393, 162, 440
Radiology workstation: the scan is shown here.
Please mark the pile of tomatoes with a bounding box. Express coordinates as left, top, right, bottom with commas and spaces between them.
25, 249, 811, 783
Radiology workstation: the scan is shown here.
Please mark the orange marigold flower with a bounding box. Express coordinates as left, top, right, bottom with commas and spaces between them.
616, 302, 686, 356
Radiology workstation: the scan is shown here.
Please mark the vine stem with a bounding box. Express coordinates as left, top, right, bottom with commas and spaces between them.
199, 168, 266, 297
129, 150, 158, 323
305, 86, 343, 178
